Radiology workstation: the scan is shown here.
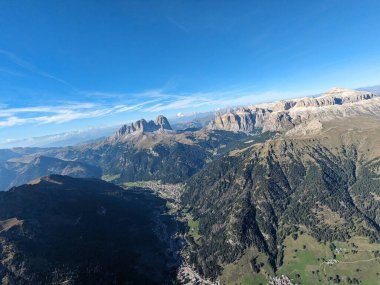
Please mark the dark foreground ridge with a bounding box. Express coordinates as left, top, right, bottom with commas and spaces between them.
0, 175, 179, 285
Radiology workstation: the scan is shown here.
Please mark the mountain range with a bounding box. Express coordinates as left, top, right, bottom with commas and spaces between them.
0, 87, 380, 284
1, 87, 379, 190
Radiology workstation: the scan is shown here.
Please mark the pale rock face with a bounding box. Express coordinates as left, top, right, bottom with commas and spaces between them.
209, 88, 379, 133
262, 112, 294, 132
272, 100, 296, 111
285, 119, 323, 136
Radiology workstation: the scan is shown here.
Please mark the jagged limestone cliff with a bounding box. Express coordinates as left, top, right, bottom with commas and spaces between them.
209, 88, 379, 132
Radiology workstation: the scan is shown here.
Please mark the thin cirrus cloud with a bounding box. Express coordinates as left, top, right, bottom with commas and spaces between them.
0, 49, 313, 129
0, 101, 153, 127
144, 97, 211, 112
0, 116, 28, 127
0, 95, 178, 127
141, 89, 306, 113
0, 49, 75, 89
0, 88, 310, 128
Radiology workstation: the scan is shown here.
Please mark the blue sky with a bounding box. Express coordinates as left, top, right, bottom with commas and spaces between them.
1, 0, 380, 144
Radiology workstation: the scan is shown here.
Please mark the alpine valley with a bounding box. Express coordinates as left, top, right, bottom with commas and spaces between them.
1, 88, 380, 285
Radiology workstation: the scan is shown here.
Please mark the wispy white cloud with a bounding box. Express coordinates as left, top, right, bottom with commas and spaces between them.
0, 67, 27, 77
0, 87, 312, 128
167, 16, 189, 33
0, 49, 34, 70
81, 91, 127, 99
0, 116, 28, 127
0, 49, 316, 136
1, 125, 117, 148
0, 48, 313, 130
0, 99, 159, 127
143, 96, 212, 112
0, 49, 75, 89
0, 103, 94, 114
139, 89, 308, 113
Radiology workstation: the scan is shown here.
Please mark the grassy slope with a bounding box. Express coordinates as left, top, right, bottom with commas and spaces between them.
219, 234, 380, 285
101, 174, 120, 182
279, 234, 380, 284
187, 216, 201, 242
221, 248, 273, 285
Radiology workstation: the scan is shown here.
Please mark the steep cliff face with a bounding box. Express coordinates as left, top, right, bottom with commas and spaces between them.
155, 115, 172, 130
209, 88, 379, 133
112, 115, 173, 140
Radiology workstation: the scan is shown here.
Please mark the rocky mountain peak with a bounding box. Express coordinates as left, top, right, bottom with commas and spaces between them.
113, 115, 173, 139
155, 115, 172, 131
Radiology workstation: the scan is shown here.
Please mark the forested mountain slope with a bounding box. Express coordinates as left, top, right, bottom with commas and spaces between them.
181, 116, 380, 281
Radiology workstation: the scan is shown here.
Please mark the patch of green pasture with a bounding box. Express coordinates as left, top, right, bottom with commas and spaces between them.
101, 174, 120, 182
278, 234, 380, 285
220, 247, 273, 285
187, 216, 201, 242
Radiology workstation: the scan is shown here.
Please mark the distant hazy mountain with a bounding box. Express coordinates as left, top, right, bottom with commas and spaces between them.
0, 175, 178, 284
358, 85, 380, 95
0, 112, 216, 149
0, 154, 101, 191
170, 111, 217, 130
0, 126, 118, 149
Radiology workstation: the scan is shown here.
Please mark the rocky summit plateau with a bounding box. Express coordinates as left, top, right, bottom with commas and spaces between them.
209, 87, 380, 133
